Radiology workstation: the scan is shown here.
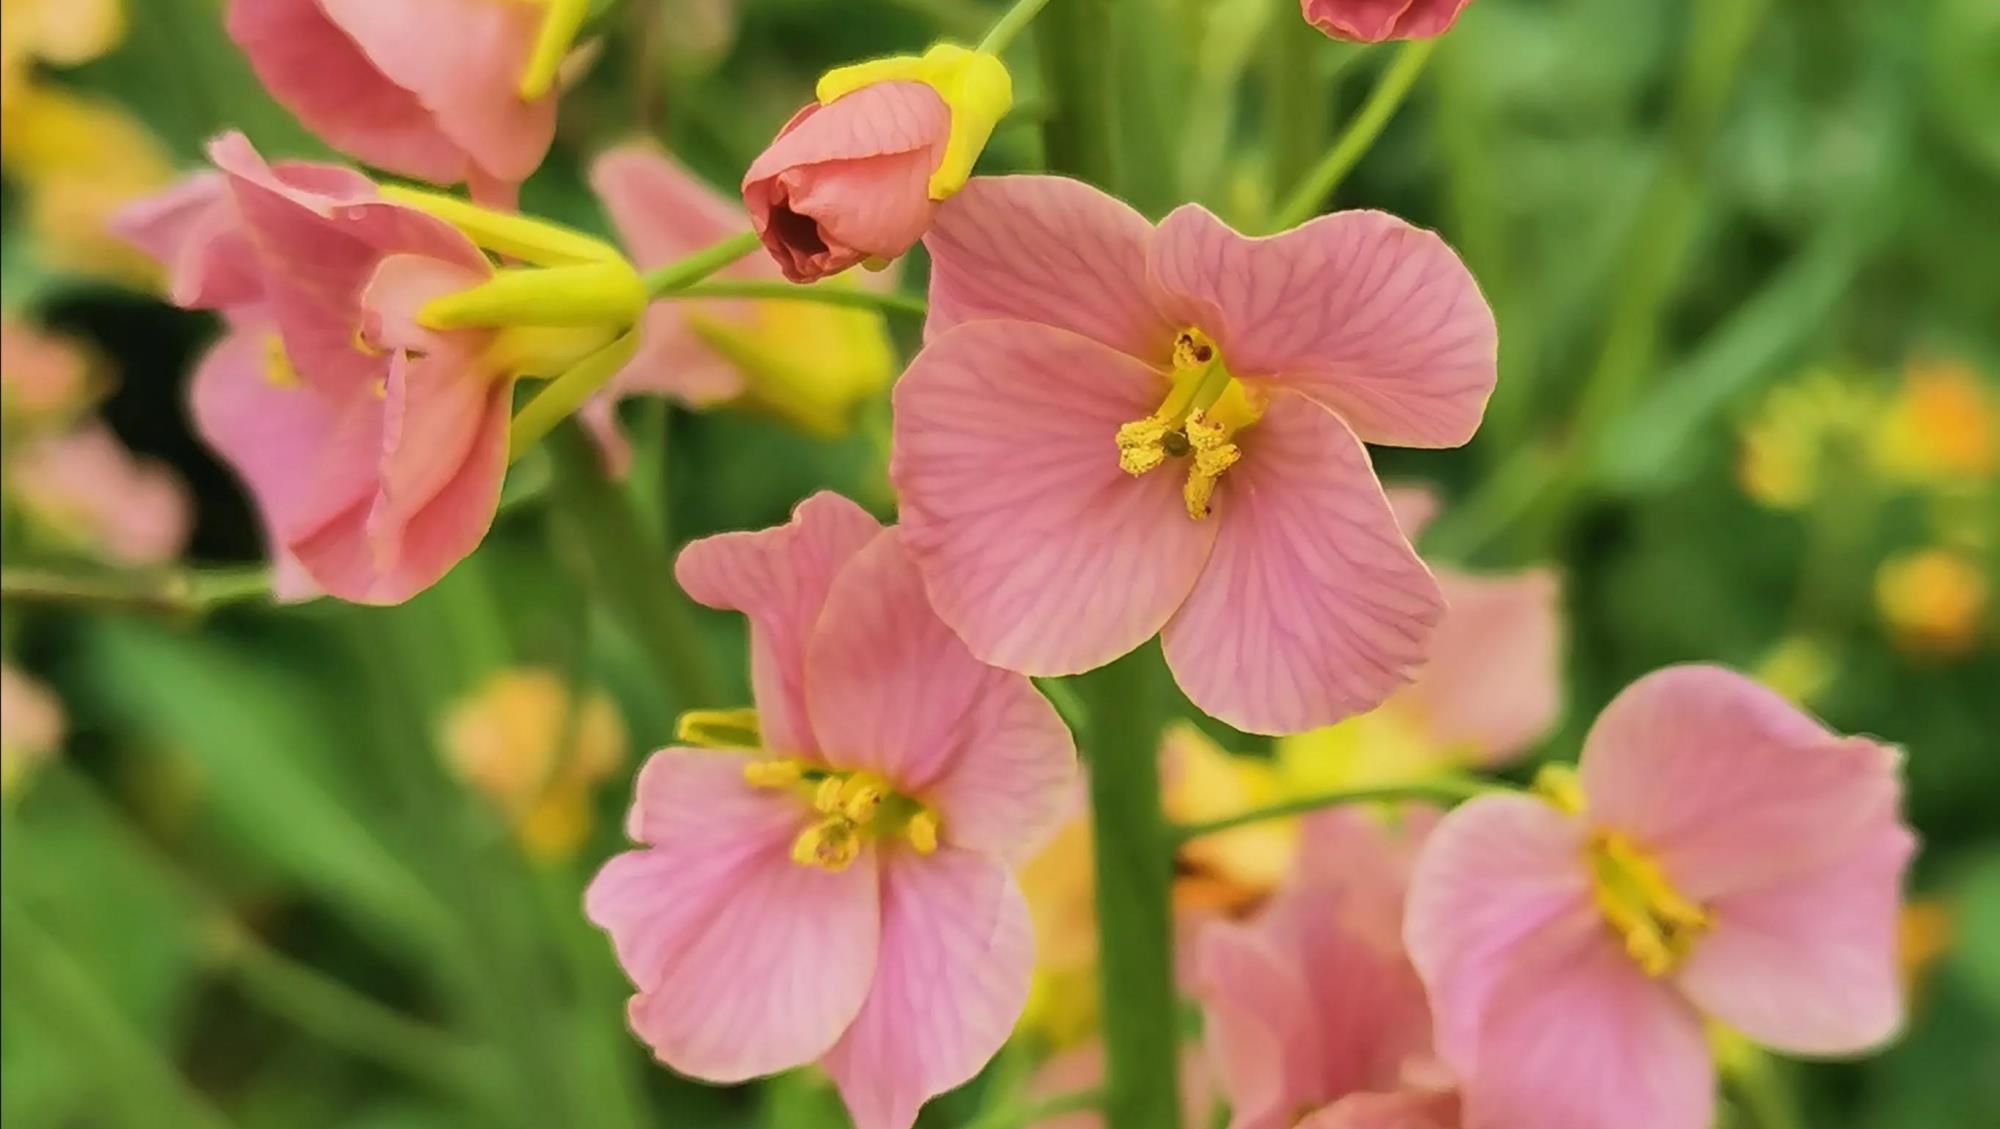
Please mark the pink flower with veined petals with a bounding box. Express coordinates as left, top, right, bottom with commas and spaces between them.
890, 176, 1497, 735
585, 493, 1078, 1129
1301, 0, 1477, 42
113, 132, 512, 605
1405, 665, 1916, 1129
225, 0, 555, 199
7, 423, 191, 568
1197, 808, 1461, 1129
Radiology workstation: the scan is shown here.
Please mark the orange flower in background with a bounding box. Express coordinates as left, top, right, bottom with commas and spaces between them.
1874, 356, 1998, 488
1, 317, 99, 431
1875, 548, 1989, 659
440, 667, 629, 861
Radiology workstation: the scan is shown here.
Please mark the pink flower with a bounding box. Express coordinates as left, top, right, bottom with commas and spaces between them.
7, 424, 191, 567
1, 662, 65, 796
741, 81, 951, 282
225, 0, 555, 198
1405, 665, 1915, 1129
1, 318, 96, 428
114, 132, 514, 605
1196, 808, 1461, 1129
890, 176, 1497, 735
1024, 1042, 1214, 1129
1301, 0, 1476, 42
585, 493, 1078, 1129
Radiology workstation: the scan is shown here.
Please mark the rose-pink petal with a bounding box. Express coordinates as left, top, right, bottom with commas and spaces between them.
586, 747, 880, 1082
804, 530, 1077, 859
1162, 395, 1443, 735
923, 175, 1176, 363
109, 172, 264, 311
1676, 820, 1914, 1055
1147, 205, 1495, 448
362, 344, 507, 579
1382, 483, 1440, 540
821, 847, 1033, 1129
1197, 920, 1327, 1129
675, 492, 882, 758
1297, 1091, 1460, 1129
1398, 567, 1563, 765
892, 320, 1217, 676
1301, 0, 1476, 43
1577, 665, 1906, 900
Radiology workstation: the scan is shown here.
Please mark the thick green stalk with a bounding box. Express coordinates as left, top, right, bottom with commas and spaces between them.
0, 564, 270, 616
542, 423, 718, 708
641, 231, 762, 295
1078, 649, 1182, 1129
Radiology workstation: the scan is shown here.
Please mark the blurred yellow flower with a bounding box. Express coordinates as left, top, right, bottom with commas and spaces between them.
1874, 355, 1998, 488
440, 668, 629, 861
0, 0, 125, 95
1874, 548, 1989, 658
1016, 815, 1099, 1048
1736, 369, 1882, 510
688, 293, 897, 438
1751, 635, 1836, 706
1899, 899, 1953, 998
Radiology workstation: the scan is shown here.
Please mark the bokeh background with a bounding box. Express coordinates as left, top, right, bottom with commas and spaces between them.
2, 0, 1996, 1127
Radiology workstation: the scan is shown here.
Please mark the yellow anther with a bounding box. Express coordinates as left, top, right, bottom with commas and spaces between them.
371, 378, 388, 400
1590, 832, 1711, 977
814, 775, 846, 814
1182, 410, 1241, 520
791, 817, 862, 872
677, 707, 764, 749
261, 335, 300, 389
838, 777, 886, 824
351, 327, 383, 358
741, 759, 805, 789
518, 0, 588, 101
905, 810, 940, 855
1173, 328, 1218, 370
1533, 764, 1586, 815
1115, 416, 1171, 476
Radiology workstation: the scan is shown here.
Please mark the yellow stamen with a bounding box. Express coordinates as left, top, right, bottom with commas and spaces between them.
905, 810, 940, 855
677, 707, 763, 749
741, 759, 806, 789
791, 817, 863, 872
814, 775, 846, 814
1590, 832, 1711, 977
1183, 410, 1241, 519
379, 186, 624, 266
838, 775, 887, 824
1115, 416, 1171, 475
1114, 327, 1261, 520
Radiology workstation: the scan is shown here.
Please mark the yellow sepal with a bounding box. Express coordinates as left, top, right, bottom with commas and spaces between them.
676, 707, 764, 749
380, 185, 624, 266
419, 262, 646, 332
518, 0, 589, 101
814, 43, 1012, 200
507, 329, 642, 460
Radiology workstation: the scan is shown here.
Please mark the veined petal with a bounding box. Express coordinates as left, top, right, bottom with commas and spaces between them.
1162, 395, 1442, 735
675, 493, 882, 758
108, 172, 263, 311
1196, 920, 1325, 1129
891, 321, 1216, 676
1148, 205, 1495, 448
1296, 1092, 1459, 1129
1397, 566, 1563, 766
821, 847, 1033, 1129
587, 748, 880, 1082
804, 530, 1078, 858
923, 176, 1175, 363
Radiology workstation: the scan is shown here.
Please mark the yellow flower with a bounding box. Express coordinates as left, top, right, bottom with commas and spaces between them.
1873, 355, 1998, 488
439, 668, 628, 861
687, 287, 897, 437
1899, 899, 1953, 998
1874, 547, 1989, 658
1164, 723, 1295, 910
0, 84, 173, 288
1015, 816, 1099, 1047
1735, 369, 1882, 510
1751, 635, 1836, 706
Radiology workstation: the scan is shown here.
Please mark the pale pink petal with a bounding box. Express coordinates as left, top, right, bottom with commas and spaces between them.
6, 426, 190, 567
109, 173, 263, 310
225, 0, 467, 184
1382, 483, 1439, 540
821, 848, 1033, 1129
1456, 913, 1712, 1129
1403, 794, 1592, 1072
1027, 1043, 1215, 1129
1297, 1091, 1459, 1129
1396, 567, 1562, 765
674, 492, 882, 757
891, 321, 1216, 676
1162, 395, 1443, 735
587, 748, 879, 1082
1578, 665, 1906, 900
1196, 920, 1324, 1129
804, 531, 1078, 859
322, 0, 555, 184
923, 176, 1176, 363
1676, 821, 1914, 1055
1147, 206, 1495, 448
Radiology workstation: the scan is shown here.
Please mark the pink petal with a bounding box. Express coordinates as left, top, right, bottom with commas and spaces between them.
821, 847, 1033, 1129
1297, 1091, 1460, 1129
225, 0, 468, 184
1300, 0, 1477, 42
109, 173, 263, 311
1147, 206, 1496, 448
1382, 483, 1439, 540
588, 748, 880, 1082
1403, 794, 1592, 1074
1162, 395, 1443, 735
322, 0, 555, 184
1196, 920, 1325, 1129
674, 492, 882, 756
1455, 913, 1712, 1129
804, 530, 1078, 859
361, 344, 508, 585
923, 176, 1176, 363
891, 321, 1216, 676
1676, 820, 1914, 1055
1577, 665, 1907, 901
1396, 567, 1563, 765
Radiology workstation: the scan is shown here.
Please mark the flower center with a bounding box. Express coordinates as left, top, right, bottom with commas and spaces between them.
743, 760, 940, 872
1114, 327, 1265, 520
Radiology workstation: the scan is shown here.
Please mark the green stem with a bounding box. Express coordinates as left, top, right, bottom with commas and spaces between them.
1729, 1048, 1804, 1129
1173, 775, 1500, 844
542, 422, 718, 708
1270, 39, 1436, 231
0, 564, 271, 616
660, 280, 928, 318
1077, 649, 1182, 1129
642, 231, 762, 295
964, 1088, 1105, 1129
1037, 0, 1120, 190
977, 0, 1057, 54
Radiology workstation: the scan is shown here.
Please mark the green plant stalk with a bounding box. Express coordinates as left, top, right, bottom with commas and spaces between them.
542, 422, 718, 708
659, 279, 929, 317
641, 230, 762, 295
0, 564, 271, 616
978, 0, 1058, 54
1271, 38, 1436, 230
1037, 0, 1121, 191
1174, 774, 1501, 843
1077, 649, 1182, 1129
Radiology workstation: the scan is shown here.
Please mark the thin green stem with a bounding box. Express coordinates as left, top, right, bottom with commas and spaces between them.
964, 1088, 1105, 1129
1076, 649, 1182, 1129
642, 231, 762, 295
0, 564, 271, 616
1729, 1048, 1804, 1129
542, 422, 718, 708
1271, 39, 1436, 231
1174, 775, 1501, 844
660, 279, 928, 318
978, 0, 1057, 55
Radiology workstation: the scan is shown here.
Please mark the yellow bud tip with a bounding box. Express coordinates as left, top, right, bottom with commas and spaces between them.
905, 810, 940, 855
791, 818, 861, 872
1533, 764, 1586, 815
742, 759, 804, 789
519, 0, 588, 101
814, 44, 1013, 200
